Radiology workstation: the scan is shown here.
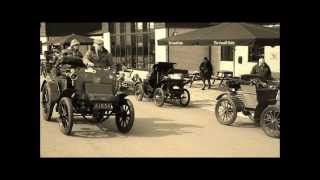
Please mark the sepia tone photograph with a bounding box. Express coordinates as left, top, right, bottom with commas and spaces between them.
40, 22, 280, 157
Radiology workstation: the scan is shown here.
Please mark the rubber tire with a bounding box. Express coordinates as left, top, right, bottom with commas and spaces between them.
215, 97, 237, 125
179, 89, 190, 107
135, 84, 144, 101
260, 105, 280, 138
116, 99, 135, 133
41, 83, 53, 121
153, 88, 165, 107
58, 97, 74, 135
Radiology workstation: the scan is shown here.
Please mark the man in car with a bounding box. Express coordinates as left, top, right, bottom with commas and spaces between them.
251, 56, 272, 81
83, 39, 113, 69
61, 39, 83, 58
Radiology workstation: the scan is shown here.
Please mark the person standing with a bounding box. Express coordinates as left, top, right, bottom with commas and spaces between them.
199, 57, 213, 90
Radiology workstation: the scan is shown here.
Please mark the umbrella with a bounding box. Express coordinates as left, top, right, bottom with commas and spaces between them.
158, 23, 280, 46
45, 33, 94, 45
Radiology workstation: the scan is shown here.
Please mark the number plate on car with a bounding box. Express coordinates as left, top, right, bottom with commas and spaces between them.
94, 103, 112, 110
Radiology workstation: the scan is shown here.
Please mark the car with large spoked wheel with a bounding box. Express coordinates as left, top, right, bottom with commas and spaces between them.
214, 74, 280, 138
135, 62, 190, 107
40, 55, 134, 135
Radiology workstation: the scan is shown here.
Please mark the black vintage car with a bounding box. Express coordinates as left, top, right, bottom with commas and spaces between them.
40, 56, 134, 135
214, 74, 280, 138
134, 62, 190, 107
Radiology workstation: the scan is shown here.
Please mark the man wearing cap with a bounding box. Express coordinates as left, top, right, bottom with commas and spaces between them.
83, 39, 113, 69
62, 39, 83, 58
251, 57, 272, 81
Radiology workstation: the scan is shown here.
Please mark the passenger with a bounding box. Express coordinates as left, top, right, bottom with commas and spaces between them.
83, 39, 113, 69
61, 39, 83, 58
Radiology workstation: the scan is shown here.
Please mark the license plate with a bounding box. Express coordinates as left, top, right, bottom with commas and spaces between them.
94, 103, 112, 110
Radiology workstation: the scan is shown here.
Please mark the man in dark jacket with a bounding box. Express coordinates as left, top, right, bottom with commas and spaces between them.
199, 57, 213, 90
251, 57, 272, 81
83, 39, 113, 69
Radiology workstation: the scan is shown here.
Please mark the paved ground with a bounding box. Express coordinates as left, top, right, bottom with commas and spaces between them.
40, 78, 280, 157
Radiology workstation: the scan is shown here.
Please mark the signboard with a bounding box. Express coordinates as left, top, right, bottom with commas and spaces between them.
213, 40, 235, 46
169, 41, 184, 45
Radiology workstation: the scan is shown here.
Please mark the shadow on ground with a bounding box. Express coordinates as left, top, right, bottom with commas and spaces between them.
47, 116, 203, 138
129, 118, 203, 137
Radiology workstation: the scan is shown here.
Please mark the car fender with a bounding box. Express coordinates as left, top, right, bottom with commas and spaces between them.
216, 93, 229, 100
116, 91, 128, 100
40, 80, 47, 92
46, 81, 61, 104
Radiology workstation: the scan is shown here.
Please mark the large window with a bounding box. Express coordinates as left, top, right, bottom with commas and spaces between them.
221, 46, 234, 61
248, 46, 264, 62
110, 22, 155, 71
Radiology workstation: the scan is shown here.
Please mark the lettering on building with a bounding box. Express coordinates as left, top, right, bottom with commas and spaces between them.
213, 40, 235, 46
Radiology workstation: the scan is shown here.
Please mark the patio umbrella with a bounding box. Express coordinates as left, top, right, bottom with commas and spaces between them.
158, 23, 280, 46
45, 33, 94, 45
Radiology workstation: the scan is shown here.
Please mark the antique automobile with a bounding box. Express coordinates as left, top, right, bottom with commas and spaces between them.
214, 74, 280, 138
40, 56, 134, 135
135, 62, 190, 107
116, 68, 142, 94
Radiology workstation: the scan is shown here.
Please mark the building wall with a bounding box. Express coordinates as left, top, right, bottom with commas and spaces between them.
40, 36, 48, 60
155, 28, 168, 63
265, 46, 280, 73
211, 46, 221, 74
168, 28, 209, 71
217, 46, 280, 77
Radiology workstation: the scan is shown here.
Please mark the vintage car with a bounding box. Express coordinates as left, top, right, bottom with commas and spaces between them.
134, 62, 190, 107
40, 56, 134, 135
116, 68, 142, 94
214, 74, 280, 138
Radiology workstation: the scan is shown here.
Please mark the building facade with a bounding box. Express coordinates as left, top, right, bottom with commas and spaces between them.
40, 22, 280, 79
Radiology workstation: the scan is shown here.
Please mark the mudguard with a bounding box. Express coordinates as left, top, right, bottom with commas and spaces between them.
216, 93, 229, 100
116, 91, 128, 99
45, 81, 61, 104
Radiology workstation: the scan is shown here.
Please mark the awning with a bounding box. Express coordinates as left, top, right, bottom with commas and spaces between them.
158, 23, 280, 46
45, 33, 94, 45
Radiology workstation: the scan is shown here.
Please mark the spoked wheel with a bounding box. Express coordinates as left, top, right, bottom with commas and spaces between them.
215, 97, 237, 125
116, 99, 134, 133
41, 83, 53, 121
179, 89, 190, 107
260, 105, 280, 138
58, 97, 73, 135
134, 84, 144, 101
153, 88, 165, 107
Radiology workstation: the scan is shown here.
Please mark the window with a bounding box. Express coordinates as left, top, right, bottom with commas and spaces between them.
221, 46, 234, 61
109, 22, 155, 70
248, 46, 264, 62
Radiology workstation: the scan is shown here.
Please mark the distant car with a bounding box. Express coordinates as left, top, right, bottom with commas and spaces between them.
40, 56, 134, 135
214, 74, 280, 138
135, 62, 190, 107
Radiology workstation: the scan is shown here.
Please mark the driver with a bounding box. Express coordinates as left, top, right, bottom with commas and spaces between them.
83, 39, 113, 69
250, 56, 272, 81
